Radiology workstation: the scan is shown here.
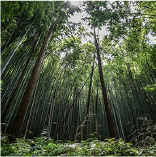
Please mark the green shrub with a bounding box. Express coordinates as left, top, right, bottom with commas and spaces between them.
1, 136, 156, 156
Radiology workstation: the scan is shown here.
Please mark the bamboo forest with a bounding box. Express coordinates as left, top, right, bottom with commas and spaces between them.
1, 1, 156, 156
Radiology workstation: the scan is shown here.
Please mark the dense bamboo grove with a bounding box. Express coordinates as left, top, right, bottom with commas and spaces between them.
1, 1, 156, 145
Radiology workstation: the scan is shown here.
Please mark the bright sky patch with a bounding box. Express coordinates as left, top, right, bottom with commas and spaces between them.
70, 0, 80, 6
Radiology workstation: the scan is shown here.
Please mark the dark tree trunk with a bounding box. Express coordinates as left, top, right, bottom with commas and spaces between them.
81, 54, 95, 141
8, 19, 57, 142
74, 84, 78, 139
93, 88, 98, 137
94, 27, 115, 138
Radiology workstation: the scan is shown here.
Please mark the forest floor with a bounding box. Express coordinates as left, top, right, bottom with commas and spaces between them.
1, 136, 156, 156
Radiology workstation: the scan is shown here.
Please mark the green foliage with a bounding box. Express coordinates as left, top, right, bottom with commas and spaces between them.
1, 135, 14, 156
1, 137, 156, 156
144, 83, 156, 92
87, 132, 98, 142
1, 1, 55, 31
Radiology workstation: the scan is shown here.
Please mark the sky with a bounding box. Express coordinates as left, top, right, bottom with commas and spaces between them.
70, 1, 80, 6
68, 1, 110, 44
68, 1, 156, 45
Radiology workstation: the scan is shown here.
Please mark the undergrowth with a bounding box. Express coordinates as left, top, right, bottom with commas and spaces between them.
1, 135, 156, 156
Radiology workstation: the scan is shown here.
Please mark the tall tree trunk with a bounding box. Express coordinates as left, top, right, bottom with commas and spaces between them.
94, 27, 115, 138
74, 84, 78, 139
81, 54, 95, 141
1, 32, 43, 124
93, 88, 98, 137
8, 18, 57, 142
47, 84, 59, 138
24, 76, 39, 138
54, 102, 61, 141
